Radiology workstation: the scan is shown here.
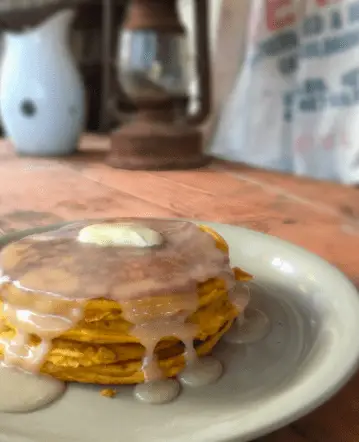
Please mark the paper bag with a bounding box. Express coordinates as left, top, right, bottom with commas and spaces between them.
210, 0, 359, 184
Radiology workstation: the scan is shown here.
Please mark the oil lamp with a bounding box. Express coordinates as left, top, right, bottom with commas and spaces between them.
107, 0, 211, 170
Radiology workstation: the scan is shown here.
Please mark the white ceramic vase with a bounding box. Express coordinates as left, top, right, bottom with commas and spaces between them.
0, 9, 85, 156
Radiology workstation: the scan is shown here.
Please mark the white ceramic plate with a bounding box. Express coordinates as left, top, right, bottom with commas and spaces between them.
1, 221, 359, 442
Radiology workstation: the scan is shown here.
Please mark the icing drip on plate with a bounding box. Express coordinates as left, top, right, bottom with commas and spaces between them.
224, 309, 271, 345
225, 283, 271, 345
178, 357, 223, 388
0, 365, 66, 413
134, 379, 181, 405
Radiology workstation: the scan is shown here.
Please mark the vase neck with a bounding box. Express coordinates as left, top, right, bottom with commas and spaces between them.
4, 9, 75, 48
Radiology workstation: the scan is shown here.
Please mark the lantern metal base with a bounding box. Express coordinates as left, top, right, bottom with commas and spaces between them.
107, 120, 210, 171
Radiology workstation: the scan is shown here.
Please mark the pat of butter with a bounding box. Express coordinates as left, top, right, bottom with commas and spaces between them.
77, 223, 163, 248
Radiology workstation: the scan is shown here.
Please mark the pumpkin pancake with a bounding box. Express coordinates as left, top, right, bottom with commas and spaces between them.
0, 219, 251, 385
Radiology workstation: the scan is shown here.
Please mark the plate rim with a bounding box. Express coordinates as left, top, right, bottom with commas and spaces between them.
1, 219, 359, 442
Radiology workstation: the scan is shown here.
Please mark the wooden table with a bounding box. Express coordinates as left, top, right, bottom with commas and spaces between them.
1, 135, 359, 442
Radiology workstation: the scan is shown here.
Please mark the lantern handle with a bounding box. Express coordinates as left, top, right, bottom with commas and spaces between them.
100, 0, 112, 132
188, 0, 211, 125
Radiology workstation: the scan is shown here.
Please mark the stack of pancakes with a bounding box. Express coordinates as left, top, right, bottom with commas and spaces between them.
0, 222, 251, 385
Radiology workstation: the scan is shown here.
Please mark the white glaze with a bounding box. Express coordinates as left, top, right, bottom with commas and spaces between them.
224, 308, 271, 345
0, 299, 84, 373
178, 357, 223, 387
0, 365, 66, 413
121, 295, 199, 383
229, 283, 251, 312
134, 379, 180, 404
77, 223, 163, 248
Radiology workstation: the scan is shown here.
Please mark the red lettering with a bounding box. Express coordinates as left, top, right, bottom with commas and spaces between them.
322, 133, 335, 151
340, 130, 349, 149
316, 0, 343, 6
266, 0, 296, 31
295, 135, 313, 153
316, 0, 329, 6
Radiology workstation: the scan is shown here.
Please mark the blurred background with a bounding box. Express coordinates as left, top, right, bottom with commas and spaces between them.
0, 0, 358, 183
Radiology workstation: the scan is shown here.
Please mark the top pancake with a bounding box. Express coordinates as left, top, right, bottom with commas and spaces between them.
0, 219, 234, 301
